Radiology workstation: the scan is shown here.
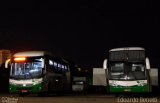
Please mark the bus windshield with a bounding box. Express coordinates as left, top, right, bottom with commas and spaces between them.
127, 63, 146, 80
10, 58, 43, 79
109, 62, 146, 80
110, 63, 125, 80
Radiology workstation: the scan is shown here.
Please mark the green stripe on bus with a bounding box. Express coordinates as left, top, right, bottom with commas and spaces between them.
109, 85, 149, 93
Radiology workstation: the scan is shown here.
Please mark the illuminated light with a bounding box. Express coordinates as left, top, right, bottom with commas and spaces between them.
23, 84, 26, 87
49, 60, 53, 65
62, 65, 64, 69
78, 68, 81, 71
14, 57, 26, 61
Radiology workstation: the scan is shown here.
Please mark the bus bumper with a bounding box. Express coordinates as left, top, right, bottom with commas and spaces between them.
9, 83, 43, 94
109, 85, 149, 93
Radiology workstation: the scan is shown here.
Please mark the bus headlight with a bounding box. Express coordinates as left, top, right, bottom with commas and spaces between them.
33, 78, 43, 85
9, 79, 18, 85
137, 80, 145, 86
109, 81, 118, 86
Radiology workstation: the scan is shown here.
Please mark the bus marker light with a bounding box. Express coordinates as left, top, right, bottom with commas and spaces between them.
14, 57, 26, 61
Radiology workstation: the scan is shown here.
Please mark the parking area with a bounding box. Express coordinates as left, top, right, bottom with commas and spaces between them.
0, 94, 159, 103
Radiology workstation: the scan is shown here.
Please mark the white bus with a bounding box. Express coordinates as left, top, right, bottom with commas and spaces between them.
103, 47, 151, 93
6, 51, 71, 95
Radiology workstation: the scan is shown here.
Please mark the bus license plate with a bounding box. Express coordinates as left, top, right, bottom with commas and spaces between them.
21, 90, 28, 93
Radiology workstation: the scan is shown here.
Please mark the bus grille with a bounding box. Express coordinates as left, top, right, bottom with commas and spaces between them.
16, 87, 33, 90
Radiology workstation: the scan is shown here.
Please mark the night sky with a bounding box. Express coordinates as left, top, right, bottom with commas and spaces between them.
0, 1, 159, 68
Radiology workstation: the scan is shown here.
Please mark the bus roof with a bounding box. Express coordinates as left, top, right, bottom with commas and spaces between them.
109, 47, 145, 52
13, 51, 53, 57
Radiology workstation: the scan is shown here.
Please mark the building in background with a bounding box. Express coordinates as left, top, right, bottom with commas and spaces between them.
0, 49, 11, 67
0, 49, 11, 93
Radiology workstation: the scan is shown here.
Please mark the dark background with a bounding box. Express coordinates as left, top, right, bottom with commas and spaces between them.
0, 1, 159, 69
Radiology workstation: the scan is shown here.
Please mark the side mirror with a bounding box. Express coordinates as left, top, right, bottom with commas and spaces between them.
145, 57, 150, 70
5, 59, 10, 68
103, 59, 107, 69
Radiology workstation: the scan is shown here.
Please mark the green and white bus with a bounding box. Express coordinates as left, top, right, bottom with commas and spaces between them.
103, 47, 151, 93
6, 51, 71, 95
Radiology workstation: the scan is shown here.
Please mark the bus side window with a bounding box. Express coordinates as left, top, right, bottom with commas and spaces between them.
62, 65, 65, 72
58, 63, 62, 71
132, 67, 136, 71
53, 62, 58, 70
135, 66, 141, 71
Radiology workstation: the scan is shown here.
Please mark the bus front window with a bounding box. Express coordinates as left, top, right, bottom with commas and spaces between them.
110, 63, 125, 80
109, 62, 146, 80
10, 58, 43, 79
127, 64, 146, 80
